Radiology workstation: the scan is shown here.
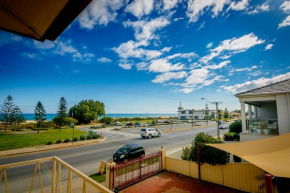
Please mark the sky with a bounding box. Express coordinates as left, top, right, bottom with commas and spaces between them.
0, 0, 290, 114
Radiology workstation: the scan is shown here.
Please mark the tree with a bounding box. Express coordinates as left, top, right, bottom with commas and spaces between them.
56, 97, 68, 131
204, 103, 209, 125
229, 120, 242, 133
224, 108, 229, 119
64, 117, 78, 125
34, 101, 46, 134
10, 106, 25, 131
69, 100, 105, 124
0, 95, 15, 132
100, 116, 113, 125
181, 132, 229, 166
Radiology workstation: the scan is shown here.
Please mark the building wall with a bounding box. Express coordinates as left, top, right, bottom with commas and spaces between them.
276, 93, 290, 134
256, 102, 277, 119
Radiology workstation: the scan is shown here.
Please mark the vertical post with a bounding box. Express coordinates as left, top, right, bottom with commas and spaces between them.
160, 148, 166, 170
52, 158, 56, 193
197, 143, 201, 181
105, 161, 116, 190
216, 103, 220, 139
240, 101, 246, 133
265, 174, 273, 193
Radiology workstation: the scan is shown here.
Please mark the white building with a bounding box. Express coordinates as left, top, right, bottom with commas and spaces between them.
177, 103, 216, 120
236, 78, 290, 142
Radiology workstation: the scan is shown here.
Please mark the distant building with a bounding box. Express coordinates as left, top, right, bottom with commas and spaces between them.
177, 103, 217, 120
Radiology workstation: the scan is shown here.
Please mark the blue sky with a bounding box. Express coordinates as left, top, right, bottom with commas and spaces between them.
1, 0, 290, 114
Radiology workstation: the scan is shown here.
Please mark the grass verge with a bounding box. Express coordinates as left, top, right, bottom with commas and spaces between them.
0, 128, 87, 151
89, 173, 106, 183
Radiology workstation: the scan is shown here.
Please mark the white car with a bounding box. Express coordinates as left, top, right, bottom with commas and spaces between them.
219, 123, 229, 129
140, 128, 161, 139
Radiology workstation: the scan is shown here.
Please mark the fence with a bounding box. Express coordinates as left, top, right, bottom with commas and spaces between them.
166, 156, 268, 193
0, 156, 112, 193
108, 151, 162, 190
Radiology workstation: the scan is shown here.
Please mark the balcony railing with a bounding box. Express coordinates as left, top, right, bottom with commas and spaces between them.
0, 156, 113, 193
246, 118, 279, 135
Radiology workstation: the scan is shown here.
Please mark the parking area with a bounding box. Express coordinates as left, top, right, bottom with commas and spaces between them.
121, 171, 245, 193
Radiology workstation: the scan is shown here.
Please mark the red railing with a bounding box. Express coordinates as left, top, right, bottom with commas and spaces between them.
109, 151, 162, 190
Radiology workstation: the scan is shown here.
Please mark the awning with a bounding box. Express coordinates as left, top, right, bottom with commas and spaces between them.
208, 133, 290, 178
0, 0, 92, 41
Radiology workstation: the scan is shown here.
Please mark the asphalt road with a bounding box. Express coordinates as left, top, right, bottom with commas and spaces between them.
0, 124, 228, 192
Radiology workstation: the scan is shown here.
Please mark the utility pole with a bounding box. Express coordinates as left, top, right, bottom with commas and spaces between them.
201, 98, 222, 139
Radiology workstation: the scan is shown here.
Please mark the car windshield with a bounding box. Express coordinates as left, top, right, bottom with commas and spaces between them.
119, 146, 130, 153
141, 129, 146, 131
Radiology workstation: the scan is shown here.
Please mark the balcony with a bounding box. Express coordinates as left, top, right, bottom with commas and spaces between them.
246, 118, 279, 135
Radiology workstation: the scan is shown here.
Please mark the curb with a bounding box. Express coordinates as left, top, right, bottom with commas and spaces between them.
0, 137, 106, 158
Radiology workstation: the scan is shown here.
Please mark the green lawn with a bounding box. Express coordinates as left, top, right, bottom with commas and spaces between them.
0, 128, 87, 151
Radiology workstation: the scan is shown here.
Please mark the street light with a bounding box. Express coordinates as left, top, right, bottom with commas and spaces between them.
201, 98, 222, 138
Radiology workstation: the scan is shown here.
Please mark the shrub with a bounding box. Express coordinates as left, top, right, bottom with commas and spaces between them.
92, 134, 100, 139
41, 121, 55, 128
56, 139, 62, 144
181, 132, 229, 166
87, 135, 92, 140
47, 141, 53, 145
80, 135, 86, 141
73, 137, 78, 142
64, 138, 71, 143
223, 132, 236, 141
229, 120, 242, 133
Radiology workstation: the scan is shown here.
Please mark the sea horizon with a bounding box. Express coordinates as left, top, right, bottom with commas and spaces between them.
22, 113, 178, 121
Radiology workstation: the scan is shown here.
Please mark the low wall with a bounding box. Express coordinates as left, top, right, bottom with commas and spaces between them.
166, 157, 267, 193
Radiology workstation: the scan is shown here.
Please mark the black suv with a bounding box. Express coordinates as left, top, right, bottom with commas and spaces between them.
113, 143, 145, 162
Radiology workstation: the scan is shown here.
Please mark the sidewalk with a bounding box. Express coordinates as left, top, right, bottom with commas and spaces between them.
121, 171, 245, 193
0, 137, 106, 158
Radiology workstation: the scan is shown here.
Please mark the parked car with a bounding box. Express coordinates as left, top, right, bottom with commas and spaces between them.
140, 128, 161, 139
163, 120, 170, 124
135, 122, 142, 126
113, 143, 145, 162
126, 122, 134, 126
114, 121, 121, 126
219, 123, 229, 129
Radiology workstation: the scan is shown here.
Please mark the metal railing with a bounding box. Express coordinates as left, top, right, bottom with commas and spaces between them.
246, 118, 279, 135
0, 156, 113, 193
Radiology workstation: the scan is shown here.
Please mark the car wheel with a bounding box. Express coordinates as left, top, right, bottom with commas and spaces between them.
142, 136, 145, 139
148, 134, 152, 139
158, 133, 161, 137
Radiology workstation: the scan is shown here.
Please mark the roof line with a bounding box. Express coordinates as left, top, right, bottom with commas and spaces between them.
235, 78, 290, 96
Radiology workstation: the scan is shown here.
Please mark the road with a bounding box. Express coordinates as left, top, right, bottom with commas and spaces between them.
0, 124, 229, 192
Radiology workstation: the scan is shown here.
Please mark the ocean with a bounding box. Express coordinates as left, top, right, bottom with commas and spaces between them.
23, 114, 177, 121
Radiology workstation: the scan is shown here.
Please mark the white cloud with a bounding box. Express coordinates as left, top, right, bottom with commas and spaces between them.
54, 40, 78, 55
78, 0, 126, 29
148, 59, 184, 72
97, 57, 112, 63
113, 40, 162, 60
264, 44, 273, 50
0, 32, 23, 48
162, 0, 180, 11
204, 60, 230, 69
152, 71, 187, 83
33, 40, 55, 49
72, 52, 95, 63
162, 47, 172, 52
119, 63, 133, 70
222, 72, 290, 93
278, 15, 290, 29
227, 0, 249, 11
125, 0, 154, 18
173, 17, 184, 22
200, 33, 264, 63
186, 0, 230, 22
179, 87, 194, 94
167, 52, 198, 60
247, 1, 270, 15
280, 1, 290, 13
21, 53, 41, 60
123, 16, 170, 42
136, 62, 148, 71
197, 21, 206, 31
